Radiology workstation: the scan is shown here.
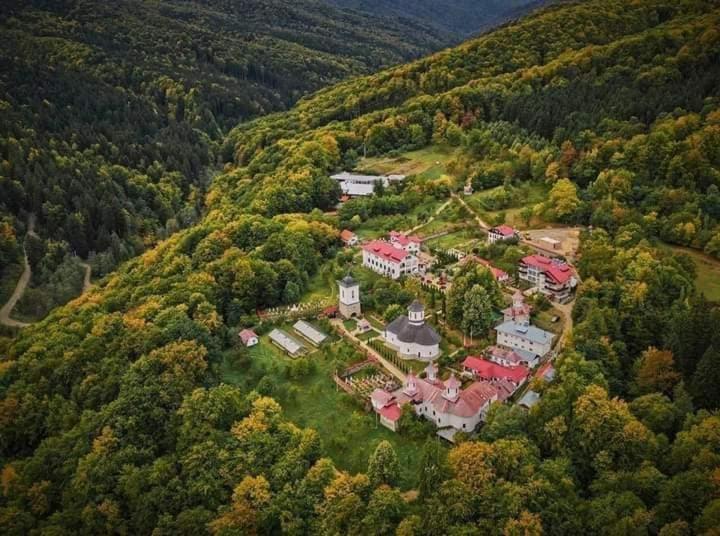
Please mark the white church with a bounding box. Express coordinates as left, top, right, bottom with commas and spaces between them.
383, 300, 441, 361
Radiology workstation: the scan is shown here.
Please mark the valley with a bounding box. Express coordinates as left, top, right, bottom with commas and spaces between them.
1, 1, 720, 534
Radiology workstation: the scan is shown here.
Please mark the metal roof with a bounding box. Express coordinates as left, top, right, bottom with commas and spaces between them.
293, 320, 327, 345
269, 329, 303, 355
495, 321, 555, 345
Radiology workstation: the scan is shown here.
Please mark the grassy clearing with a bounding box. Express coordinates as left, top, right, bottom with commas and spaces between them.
465, 182, 549, 229
358, 146, 459, 177
425, 229, 481, 251
663, 244, 720, 301
219, 336, 428, 488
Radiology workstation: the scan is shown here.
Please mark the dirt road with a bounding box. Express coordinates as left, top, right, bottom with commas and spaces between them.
451, 193, 491, 230
0, 217, 36, 328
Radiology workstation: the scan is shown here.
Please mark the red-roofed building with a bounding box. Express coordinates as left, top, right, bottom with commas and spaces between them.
462, 356, 529, 386
371, 389, 403, 431
503, 290, 532, 324
389, 231, 422, 254
461, 256, 509, 283
519, 254, 576, 302
488, 225, 519, 244
340, 229, 358, 246
239, 329, 259, 347
362, 240, 418, 279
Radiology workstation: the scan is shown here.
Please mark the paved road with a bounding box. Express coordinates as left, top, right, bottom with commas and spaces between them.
332, 319, 407, 382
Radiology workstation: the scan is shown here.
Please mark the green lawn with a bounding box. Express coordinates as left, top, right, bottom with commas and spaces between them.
358, 145, 459, 177
663, 244, 720, 301
465, 182, 549, 229
219, 337, 429, 488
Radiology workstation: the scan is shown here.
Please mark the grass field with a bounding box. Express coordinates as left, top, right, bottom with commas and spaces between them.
663, 244, 720, 301
358, 146, 459, 178
465, 182, 549, 229
220, 336, 429, 488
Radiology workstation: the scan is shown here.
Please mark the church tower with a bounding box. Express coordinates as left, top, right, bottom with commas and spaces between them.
338, 275, 361, 319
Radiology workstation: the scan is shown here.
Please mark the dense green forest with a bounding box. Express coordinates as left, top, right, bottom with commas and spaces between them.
2, 0, 720, 534
0, 0, 448, 318
328, 0, 545, 36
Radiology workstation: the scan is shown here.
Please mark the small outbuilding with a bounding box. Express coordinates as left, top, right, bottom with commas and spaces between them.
269, 328, 304, 357
239, 329, 259, 347
293, 320, 328, 346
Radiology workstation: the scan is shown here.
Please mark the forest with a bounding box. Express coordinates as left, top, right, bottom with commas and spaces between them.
0, 0, 448, 318
1, 0, 720, 534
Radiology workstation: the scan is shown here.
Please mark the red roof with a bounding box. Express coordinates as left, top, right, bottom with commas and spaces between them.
389, 231, 421, 246
521, 255, 574, 284
239, 329, 257, 344
470, 257, 508, 281
340, 195, 350, 202
378, 403, 402, 421
462, 356, 529, 384
536, 361, 555, 379
323, 305, 338, 316
492, 225, 517, 236
340, 229, 356, 242
445, 374, 461, 389
371, 388, 395, 407
363, 240, 409, 263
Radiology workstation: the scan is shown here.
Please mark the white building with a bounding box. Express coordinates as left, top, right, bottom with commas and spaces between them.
330, 172, 405, 197
239, 329, 259, 347
495, 321, 555, 357
362, 240, 418, 279
383, 300, 440, 361
338, 275, 361, 319
488, 225, 519, 243
389, 231, 421, 254
340, 229, 358, 246
397, 364, 498, 438
518, 254, 576, 302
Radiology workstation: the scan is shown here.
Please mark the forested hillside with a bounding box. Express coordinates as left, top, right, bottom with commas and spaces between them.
328, 0, 544, 36
0, 0, 446, 318
2, 0, 720, 534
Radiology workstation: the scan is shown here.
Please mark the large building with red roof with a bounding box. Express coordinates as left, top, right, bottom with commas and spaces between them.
519, 254, 576, 301
370, 362, 503, 439
462, 356, 530, 386
362, 240, 418, 279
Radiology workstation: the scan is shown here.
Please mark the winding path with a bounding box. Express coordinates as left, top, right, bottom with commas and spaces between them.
0, 217, 36, 328
79, 261, 92, 293
451, 193, 491, 230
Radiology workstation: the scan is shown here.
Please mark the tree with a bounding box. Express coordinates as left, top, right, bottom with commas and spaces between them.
546, 178, 580, 222
361, 485, 406, 534
635, 347, 681, 395
418, 439, 449, 499
367, 441, 400, 488
504, 511, 543, 536
461, 284, 495, 338
209, 475, 271, 535
691, 345, 720, 409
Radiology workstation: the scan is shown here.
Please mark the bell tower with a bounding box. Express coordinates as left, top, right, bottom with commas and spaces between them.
338, 275, 362, 319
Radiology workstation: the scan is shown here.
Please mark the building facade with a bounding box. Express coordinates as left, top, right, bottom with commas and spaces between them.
383, 301, 441, 360
518, 254, 576, 302
338, 275, 362, 319
362, 240, 418, 279
488, 225, 519, 243
495, 321, 555, 357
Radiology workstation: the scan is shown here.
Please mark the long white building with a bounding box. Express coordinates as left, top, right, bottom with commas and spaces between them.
362, 240, 418, 279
